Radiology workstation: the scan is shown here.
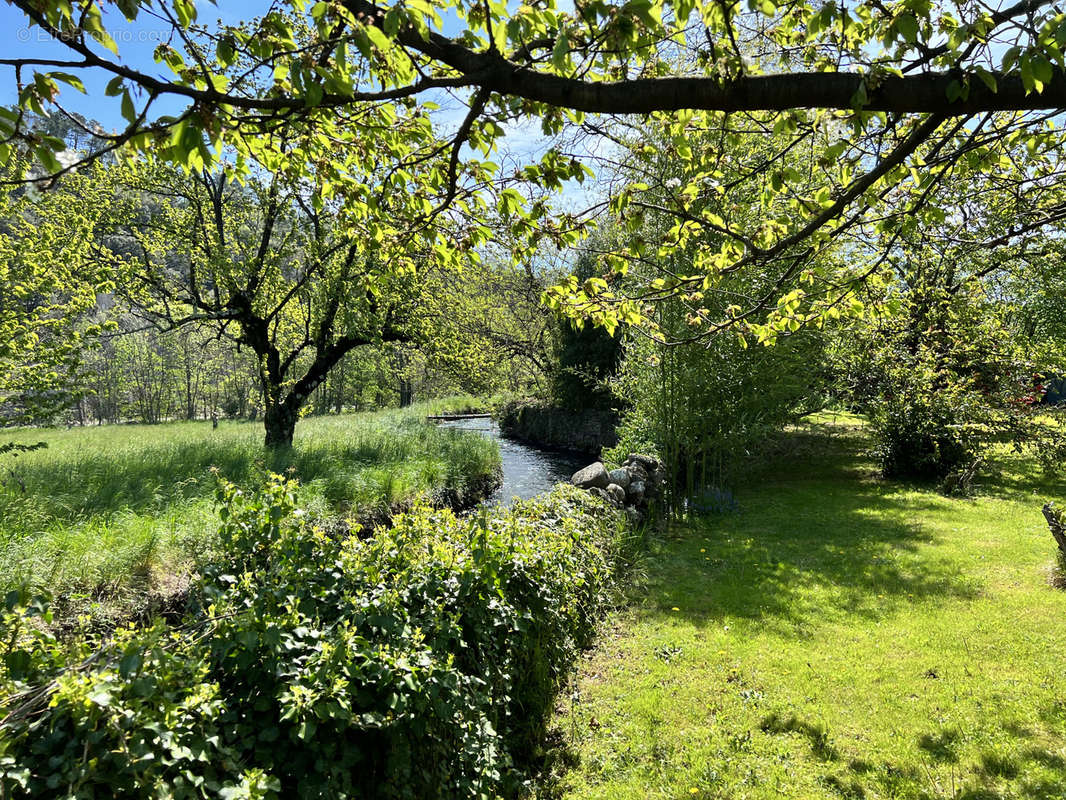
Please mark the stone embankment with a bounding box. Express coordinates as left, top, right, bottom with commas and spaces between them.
497, 399, 617, 456
570, 453, 665, 521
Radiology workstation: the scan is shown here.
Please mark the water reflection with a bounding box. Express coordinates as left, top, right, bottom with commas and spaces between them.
436, 417, 586, 505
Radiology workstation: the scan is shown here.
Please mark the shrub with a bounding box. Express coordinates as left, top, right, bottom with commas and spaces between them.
836, 269, 1066, 490
0, 478, 629, 799
867, 362, 979, 483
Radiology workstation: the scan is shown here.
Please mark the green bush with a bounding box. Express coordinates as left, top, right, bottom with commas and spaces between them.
0, 478, 629, 799
836, 280, 1050, 488
867, 365, 979, 483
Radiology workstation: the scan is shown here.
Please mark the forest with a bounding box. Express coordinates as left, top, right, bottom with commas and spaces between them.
2, 0, 1066, 798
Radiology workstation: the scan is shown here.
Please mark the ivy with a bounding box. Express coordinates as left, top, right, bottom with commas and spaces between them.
0, 478, 632, 798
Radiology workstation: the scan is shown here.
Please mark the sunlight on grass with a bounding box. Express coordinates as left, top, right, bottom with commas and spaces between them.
548, 420, 1066, 800
0, 398, 499, 602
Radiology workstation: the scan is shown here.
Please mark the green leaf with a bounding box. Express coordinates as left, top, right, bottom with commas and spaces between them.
1031, 54, 1054, 86
850, 80, 868, 109
1020, 56, 1040, 93
552, 32, 570, 70
365, 24, 392, 53
896, 13, 919, 44
974, 67, 997, 94
217, 37, 237, 67
35, 145, 60, 173
119, 652, 142, 678
173, 0, 197, 28
384, 7, 404, 36
945, 79, 966, 102
105, 76, 125, 96
50, 73, 86, 93
121, 90, 137, 123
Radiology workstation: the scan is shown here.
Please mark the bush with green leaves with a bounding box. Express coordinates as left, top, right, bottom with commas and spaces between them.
864, 355, 983, 483
837, 279, 1059, 488
0, 478, 630, 799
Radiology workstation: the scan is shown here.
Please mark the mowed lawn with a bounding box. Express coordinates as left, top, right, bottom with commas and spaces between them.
0, 398, 497, 607
549, 417, 1066, 800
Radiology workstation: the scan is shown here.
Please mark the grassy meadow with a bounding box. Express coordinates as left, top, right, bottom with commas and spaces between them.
547, 415, 1066, 800
0, 397, 498, 610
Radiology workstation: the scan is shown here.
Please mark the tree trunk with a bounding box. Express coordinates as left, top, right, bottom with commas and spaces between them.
184, 354, 195, 420
1043, 503, 1066, 558
263, 403, 297, 448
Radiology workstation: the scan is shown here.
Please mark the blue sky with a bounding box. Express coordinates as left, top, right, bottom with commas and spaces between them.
0, 1, 481, 132
0, 2, 270, 130
0, 1, 601, 210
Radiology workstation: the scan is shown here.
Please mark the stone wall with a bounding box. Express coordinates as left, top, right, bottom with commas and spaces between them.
570, 453, 666, 522
497, 399, 618, 456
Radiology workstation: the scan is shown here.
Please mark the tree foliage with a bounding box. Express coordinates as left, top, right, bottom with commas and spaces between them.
107, 153, 432, 446
6, 0, 1066, 339
834, 219, 1066, 487
0, 159, 113, 424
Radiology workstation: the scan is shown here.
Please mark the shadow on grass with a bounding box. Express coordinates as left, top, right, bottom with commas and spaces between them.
756, 716, 1066, 799
760, 712, 839, 761
541, 421, 1066, 800
637, 424, 982, 632
910, 725, 1066, 800
965, 446, 1066, 506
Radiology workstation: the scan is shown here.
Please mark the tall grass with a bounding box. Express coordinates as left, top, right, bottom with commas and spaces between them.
0, 399, 499, 602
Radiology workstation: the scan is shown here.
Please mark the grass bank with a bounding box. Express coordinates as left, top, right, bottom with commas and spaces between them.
0, 398, 499, 609
546, 415, 1066, 800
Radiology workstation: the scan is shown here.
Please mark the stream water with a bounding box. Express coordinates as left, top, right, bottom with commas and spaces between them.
435, 417, 586, 506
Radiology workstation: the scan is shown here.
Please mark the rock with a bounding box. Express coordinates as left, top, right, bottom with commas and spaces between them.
605, 483, 627, 504
627, 479, 646, 504
625, 463, 649, 483
588, 487, 612, 503
626, 453, 661, 471
625, 506, 644, 526
607, 468, 631, 491
571, 461, 609, 490
645, 466, 662, 487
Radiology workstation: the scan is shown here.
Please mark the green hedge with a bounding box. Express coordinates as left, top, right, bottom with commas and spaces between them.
0, 479, 629, 799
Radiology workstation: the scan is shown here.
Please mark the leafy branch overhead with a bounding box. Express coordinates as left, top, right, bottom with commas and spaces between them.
5, 0, 1066, 339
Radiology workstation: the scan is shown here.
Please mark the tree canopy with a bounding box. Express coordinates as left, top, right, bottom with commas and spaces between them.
0, 158, 112, 423
4, 0, 1066, 338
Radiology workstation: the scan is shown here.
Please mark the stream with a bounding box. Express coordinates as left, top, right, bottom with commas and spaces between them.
435, 417, 587, 506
